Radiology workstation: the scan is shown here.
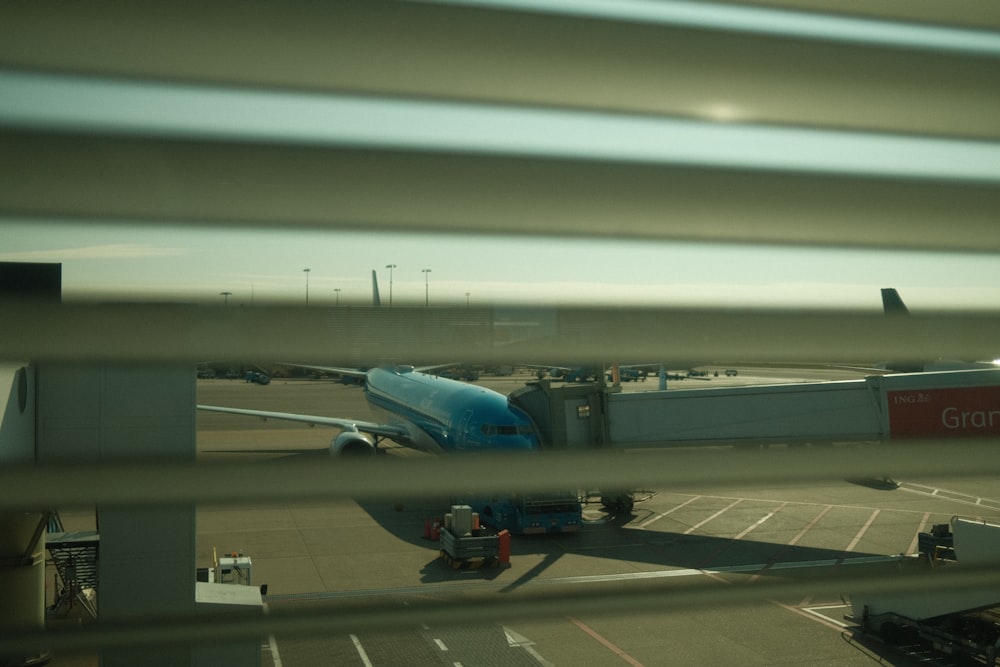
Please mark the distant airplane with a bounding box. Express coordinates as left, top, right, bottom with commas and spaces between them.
878, 287, 996, 373
198, 270, 540, 456
880, 287, 909, 316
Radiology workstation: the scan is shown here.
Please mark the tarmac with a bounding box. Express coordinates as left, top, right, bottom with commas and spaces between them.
40, 369, 1000, 666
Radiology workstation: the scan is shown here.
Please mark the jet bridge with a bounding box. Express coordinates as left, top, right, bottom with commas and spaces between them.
511, 369, 1000, 448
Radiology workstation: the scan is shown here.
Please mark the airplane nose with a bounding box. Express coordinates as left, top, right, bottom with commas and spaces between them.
505, 437, 539, 451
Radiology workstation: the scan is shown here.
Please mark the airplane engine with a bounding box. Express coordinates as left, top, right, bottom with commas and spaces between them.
330, 431, 376, 457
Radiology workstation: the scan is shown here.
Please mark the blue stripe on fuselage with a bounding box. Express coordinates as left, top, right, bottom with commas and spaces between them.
364, 367, 539, 454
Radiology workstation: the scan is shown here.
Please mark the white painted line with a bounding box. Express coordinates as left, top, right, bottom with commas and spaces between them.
844, 509, 879, 554
350, 634, 374, 667
504, 626, 555, 667
908, 511, 931, 555
683, 498, 742, 535
748, 504, 832, 581
434, 638, 449, 651
545, 553, 905, 586
779, 602, 852, 631
640, 495, 700, 528
267, 635, 283, 667
735, 503, 786, 540
262, 603, 284, 667
896, 481, 1000, 511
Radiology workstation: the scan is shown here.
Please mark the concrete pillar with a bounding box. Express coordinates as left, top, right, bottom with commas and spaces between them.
36, 363, 196, 667
0, 364, 49, 666
0, 513, 48, 666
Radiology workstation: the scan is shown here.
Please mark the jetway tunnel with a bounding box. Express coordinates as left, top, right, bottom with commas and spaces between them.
509, 380, 613, 450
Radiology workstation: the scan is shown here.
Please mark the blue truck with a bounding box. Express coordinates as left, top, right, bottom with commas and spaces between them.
462, 490, 582, 535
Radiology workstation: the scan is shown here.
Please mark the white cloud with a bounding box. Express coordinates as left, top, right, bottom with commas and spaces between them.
0, 243, 188, 261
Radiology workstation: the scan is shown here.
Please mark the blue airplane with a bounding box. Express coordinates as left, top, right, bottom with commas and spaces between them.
199, 364, 540, 456
198, 271, 541, 456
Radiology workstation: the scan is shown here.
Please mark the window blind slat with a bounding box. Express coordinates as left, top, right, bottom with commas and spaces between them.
4, 442, 999, 509
1, 1, 998, 139
2, 302, 999, 365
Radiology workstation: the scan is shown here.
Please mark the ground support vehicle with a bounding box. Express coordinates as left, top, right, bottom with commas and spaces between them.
599, 490, 635, 513
437, 505, 510, 569
244, 370, 270, 385
849, 518, 1000, 665
462, 491, 582, 535
856, 607, 1000, 665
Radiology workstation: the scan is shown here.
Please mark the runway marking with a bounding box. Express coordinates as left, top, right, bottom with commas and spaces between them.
350, 634, 374, 667
434, 638, 449, 651
691, 503, 788, 572
749, 504, 832, 583
908, 511, 931, 555
776, 601, 852, 632
843, 509, 879, 555
674, 491, 938, 515
683, 498, 742, 534
896, 481, 1000, 511
734, 502, 786, 540
262, 604, 284, 667
639, 495, 700, 528
790, 505, 833, 546
568, 616, 645, 667
267, 635, 283, 667
504, 627, 555, 667
545, 554, 904, 586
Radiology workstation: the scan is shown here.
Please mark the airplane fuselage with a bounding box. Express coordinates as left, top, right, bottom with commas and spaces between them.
364, 367, 539, 454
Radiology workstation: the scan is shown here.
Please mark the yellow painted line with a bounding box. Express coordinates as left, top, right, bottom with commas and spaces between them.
568, 616, 645, 667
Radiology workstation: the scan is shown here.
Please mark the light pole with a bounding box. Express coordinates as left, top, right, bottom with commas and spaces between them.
303, 268, 310, 305
465, 292, 470, 308
220, 291, 232, 305
385, 264, 396, 306
334, 288, 341, 306
421, 269, 432, 306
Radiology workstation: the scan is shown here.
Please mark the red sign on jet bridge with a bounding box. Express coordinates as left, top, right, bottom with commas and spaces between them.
888, 385, 1000, 438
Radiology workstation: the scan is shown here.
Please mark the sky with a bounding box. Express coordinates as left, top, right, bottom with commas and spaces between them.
4, 219, 1000, 312
2, 3, 1000, 313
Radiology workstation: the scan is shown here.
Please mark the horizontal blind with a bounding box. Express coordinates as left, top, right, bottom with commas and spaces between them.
3, 301, 1000, 365
2, 0, 1000, 656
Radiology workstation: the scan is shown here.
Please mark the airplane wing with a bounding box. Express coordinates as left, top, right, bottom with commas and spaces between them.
279, 363, 461, 377
197, 404, 409, 440
277, 363, 368, 380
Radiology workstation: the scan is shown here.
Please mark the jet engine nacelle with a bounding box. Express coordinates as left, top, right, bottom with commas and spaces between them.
331, 431, 376, 457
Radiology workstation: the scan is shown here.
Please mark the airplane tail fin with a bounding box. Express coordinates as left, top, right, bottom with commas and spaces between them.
881, 288, 909, 316
372, 270, 382, 307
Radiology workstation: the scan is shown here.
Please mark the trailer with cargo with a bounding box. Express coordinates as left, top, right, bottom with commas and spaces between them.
437, 504, 511, 569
